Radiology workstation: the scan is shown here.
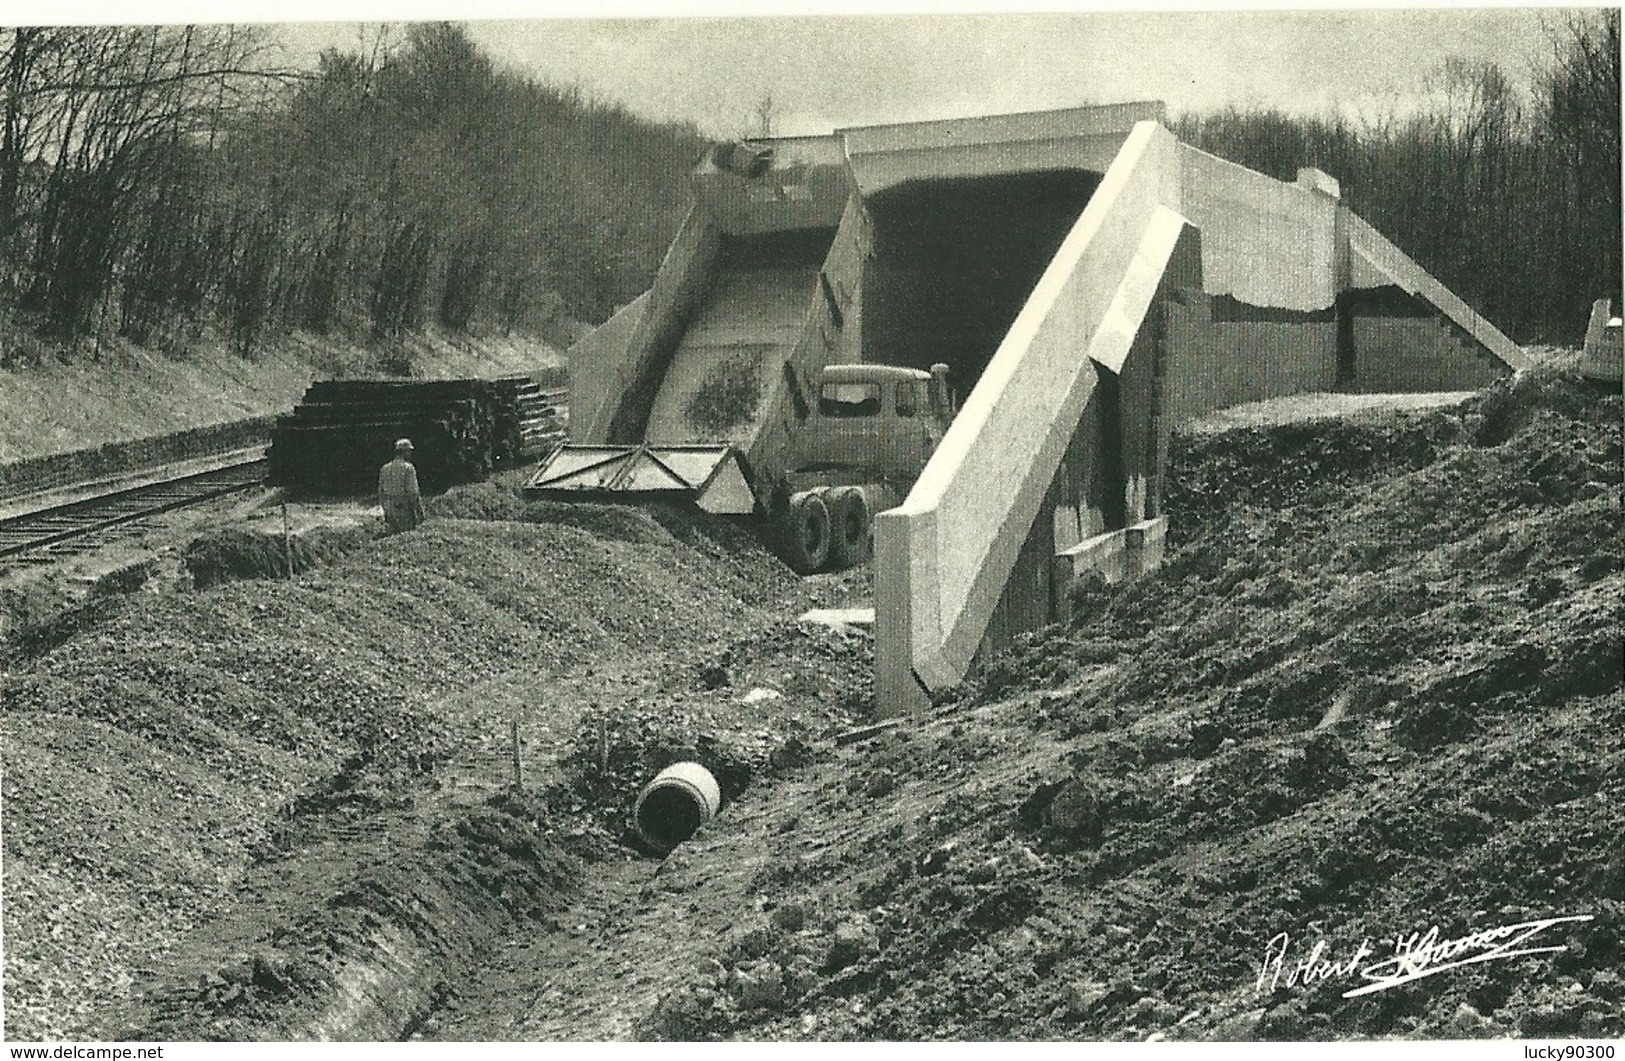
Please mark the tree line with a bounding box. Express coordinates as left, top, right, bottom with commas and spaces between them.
0, 22, 701, 365
1174, 10, 1619, 344
0, 15, 1617, 368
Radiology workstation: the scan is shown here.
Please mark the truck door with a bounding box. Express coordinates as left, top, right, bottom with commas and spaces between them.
815, 377, 884, 474
886, 378, 935, 479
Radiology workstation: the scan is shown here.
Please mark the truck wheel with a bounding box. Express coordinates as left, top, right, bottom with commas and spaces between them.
782, 491, 832, 575
827, 486, 871, 569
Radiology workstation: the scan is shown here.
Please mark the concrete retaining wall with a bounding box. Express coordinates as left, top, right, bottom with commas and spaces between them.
1163, 294, 1338, 424
875, 120, 1191, 712
1351, 315, 1505, 393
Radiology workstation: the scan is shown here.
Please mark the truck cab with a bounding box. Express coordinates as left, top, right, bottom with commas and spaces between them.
786, 363, 953, 491
769, 362, 956, 574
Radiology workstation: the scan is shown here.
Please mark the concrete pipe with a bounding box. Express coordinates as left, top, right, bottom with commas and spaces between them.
633, 761, 721, 852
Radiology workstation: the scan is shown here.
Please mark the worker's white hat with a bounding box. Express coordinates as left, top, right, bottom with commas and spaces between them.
395, 438, 414, 452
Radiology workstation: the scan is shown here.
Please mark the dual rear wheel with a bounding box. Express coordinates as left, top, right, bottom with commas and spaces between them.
782, 487, 871, 574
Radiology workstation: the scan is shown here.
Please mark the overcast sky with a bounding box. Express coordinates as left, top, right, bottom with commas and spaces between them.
15, 3, 1589, 138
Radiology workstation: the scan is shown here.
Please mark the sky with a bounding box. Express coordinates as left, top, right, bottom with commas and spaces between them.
11, 2, 1591, 139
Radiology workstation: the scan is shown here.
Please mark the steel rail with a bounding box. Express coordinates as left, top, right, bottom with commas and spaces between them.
0, 459, 267, 565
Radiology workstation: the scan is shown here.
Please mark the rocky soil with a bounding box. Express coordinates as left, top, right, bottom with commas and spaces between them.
1, 495, 836, 1039
428, 369, 1622, 1042
3, 367, 1619, 1041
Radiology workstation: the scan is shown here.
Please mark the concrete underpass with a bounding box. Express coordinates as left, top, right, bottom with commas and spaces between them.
862, 170, 1103, 403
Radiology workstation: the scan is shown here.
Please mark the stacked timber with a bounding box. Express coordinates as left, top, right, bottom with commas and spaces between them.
267, 377, 564, 496
489, 375, 568, 469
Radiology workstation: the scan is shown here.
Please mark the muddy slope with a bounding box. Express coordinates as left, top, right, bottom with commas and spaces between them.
437, 369, 1619, 1042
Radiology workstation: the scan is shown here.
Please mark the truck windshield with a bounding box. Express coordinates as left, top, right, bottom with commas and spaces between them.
820, 381, 882, 417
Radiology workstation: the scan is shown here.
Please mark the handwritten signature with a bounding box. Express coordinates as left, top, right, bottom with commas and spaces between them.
1256, 914, 1594, 998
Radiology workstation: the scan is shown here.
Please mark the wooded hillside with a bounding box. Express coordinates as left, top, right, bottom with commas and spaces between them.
0, 15, 1617, 368
0, 23, 701, 364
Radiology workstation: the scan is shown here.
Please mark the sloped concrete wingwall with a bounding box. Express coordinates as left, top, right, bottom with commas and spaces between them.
1342, 211, 1529, 391
874, 121, 1190, 713
1346, 212, 1529, 372
568, 293, 649, 444
978, 226, 1203, 658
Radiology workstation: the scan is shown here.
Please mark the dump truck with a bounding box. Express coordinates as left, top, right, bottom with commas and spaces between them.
524, 132, 986, 572
524, 360, 955, 573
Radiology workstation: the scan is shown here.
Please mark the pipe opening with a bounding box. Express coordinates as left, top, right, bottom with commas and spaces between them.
632, 761, 723, 854
635, 783, 706, 851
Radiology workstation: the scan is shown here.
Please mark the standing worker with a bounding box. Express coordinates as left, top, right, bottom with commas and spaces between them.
379, 438, 426, 534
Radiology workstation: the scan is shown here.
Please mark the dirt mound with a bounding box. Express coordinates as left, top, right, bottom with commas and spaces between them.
2, 509, 802, 1039
430, 480, 794, 604
538, 618, 874, 855
183, 525, 377, 589
618, 368, 1621, 1041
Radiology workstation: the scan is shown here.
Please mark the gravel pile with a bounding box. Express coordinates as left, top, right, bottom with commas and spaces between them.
182, 525, 377, 589
3, 510, 798, 1039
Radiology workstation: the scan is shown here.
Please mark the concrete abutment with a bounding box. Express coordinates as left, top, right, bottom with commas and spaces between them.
556, 104, 1527, 715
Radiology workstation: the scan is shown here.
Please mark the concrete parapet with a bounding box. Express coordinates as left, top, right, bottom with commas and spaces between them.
841, 103, 1161, 197
874, 120, 1190, 714
1179, 144, 1339, 313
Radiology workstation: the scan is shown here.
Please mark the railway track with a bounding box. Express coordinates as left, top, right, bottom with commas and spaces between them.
0, 459, 267, 569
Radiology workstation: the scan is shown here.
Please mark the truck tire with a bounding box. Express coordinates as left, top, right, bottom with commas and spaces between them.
782, 491, 832, 575
827, 486, 871, 569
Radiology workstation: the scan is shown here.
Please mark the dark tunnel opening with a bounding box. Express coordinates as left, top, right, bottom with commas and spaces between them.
861, 169, 1103, 403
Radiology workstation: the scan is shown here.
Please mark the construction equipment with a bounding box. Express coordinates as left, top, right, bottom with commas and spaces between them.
525, 361, 955, 573
521, 130, 981, 574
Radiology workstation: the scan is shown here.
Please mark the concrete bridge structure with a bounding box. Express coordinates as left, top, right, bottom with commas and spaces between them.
561, 103, 1527, 713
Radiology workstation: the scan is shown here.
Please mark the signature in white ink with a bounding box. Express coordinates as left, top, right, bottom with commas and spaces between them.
1256, 914, 1594, 999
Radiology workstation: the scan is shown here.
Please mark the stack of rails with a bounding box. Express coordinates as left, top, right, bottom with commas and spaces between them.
267, 378, 564, 496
